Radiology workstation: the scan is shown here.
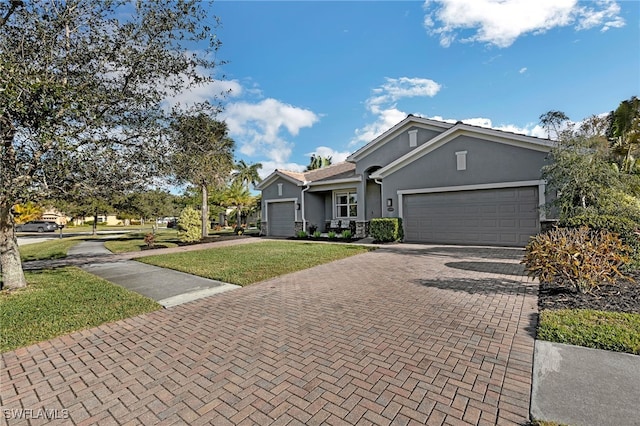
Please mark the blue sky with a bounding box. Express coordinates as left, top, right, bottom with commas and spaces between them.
180, 0, 640, 179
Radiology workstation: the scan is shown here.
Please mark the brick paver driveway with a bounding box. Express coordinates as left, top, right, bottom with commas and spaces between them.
1, 244, 537, 425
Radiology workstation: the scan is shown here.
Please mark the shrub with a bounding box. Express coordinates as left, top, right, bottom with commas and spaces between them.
235, 226, 245, 235
177, 206, 204, 243
312, 230, 322, 238
296, 231, 308, 238
522, 226, 632, 293
560, 214, 640, 267
370, 218, 403, 242
144, 233, 155, 248
308, 223, 318, 234
341, 230, 352, 239
327, 231, 337, 239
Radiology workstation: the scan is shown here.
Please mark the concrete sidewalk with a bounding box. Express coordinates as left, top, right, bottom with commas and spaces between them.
67, 239, 242, 307
531, 340, 640, 426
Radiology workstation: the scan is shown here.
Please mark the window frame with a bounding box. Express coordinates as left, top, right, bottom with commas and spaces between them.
334, 190, 358, 219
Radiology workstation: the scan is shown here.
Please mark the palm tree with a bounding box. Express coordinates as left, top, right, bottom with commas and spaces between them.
608, 96, 640, 173
305, 154, 332, 171
232, 160, 262, 191
223, 181, 253, 227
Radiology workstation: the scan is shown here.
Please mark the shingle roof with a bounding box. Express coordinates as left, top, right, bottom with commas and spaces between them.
277, 162, 356, 184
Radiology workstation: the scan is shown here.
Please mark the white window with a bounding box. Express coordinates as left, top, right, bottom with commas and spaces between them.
335, 191, 358, 218
456, 151, 467, 171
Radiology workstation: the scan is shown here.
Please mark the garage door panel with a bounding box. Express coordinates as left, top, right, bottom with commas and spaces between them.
268, 202, 295, 237
403, 187, 539, 247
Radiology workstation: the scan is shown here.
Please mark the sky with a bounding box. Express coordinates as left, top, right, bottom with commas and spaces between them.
182, 0, 640, 179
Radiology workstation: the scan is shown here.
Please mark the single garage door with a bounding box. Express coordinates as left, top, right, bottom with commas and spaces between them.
267, 202, 295, 237
403, 186, 539, 246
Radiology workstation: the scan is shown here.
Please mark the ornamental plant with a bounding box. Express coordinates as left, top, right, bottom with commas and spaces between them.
522, 226, 632, 293
177, 207, 203, 243
370, 218, 403, 242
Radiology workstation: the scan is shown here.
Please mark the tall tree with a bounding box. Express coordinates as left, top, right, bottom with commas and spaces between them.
223, 181, 253, 227
169, 114, 235, 239
0, 0, 223, 289
232, 160, 262, 191
539, 110, 570, 141
608, 96, 640, 173
306, 154, 332, 171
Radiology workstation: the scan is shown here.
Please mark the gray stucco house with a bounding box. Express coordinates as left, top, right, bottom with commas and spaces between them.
256, 115, 555, 246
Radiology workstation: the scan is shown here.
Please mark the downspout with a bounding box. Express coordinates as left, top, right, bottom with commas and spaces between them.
301, 182, 311, 232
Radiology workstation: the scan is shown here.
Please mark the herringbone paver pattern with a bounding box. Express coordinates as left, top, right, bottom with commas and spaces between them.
1, 244, 537, 425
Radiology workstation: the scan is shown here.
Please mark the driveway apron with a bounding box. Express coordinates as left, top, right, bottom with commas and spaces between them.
1, 244, 537, 425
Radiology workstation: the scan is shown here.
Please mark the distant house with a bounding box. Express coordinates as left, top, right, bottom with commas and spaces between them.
256, 115, 555, 246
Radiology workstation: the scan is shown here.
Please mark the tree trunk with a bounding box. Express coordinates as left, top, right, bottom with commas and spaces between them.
92, 211, 98, 235
0, 203, 27, 289
201, 184, 208, 239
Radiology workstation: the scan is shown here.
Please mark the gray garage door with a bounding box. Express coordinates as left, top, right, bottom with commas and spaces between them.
403, 187, 539, 246
268, 202, 295, 237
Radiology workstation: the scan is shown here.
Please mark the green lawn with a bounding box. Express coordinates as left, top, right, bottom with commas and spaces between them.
138, 240, 373, 286
0, 268, 160, 353
103, 230, 180, 253
19, 236, 86, 261
538, 309, 640, 355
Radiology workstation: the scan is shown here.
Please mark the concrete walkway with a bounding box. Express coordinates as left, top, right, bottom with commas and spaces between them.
67, 240, 240, 308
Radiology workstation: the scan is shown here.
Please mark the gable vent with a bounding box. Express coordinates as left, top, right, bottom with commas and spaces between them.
408, 129, 418, 147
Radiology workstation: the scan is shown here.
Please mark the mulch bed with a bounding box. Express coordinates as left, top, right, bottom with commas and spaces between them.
538, 275, 640, 314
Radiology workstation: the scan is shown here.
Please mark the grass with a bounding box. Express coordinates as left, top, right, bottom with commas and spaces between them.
138, 240, 373, 286
19, 236, 86, 261
538, 309, 640, 355
104, 230, 180, 253
0, 268, 160, 353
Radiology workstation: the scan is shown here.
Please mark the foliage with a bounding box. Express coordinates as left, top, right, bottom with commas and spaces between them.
608, 96, 640, 173
138, 241, 373, 286
542, 136, 620, 219
144, 233, 156, 249
223, 181, 255, 227
12, 202, 43, 224
560, 214, 640, 266
0, 0, 224, 289
170, 114, 235, 238
305, 154, 332, 171
177, 206, 203, 243
522, 227, 631, 293
370, 218, 404, 242
313, 230, 322, 238
539, 110, 570, 140
341, 230, 353, 239
538, 309, 640, 355
103, 231, 179, 253
296, 231, 308, 238
0, 267, 160, 353
234, 226, 245, 235
232, 160, 262, 191
308, 224, 318, 234
327, 231, 337, 239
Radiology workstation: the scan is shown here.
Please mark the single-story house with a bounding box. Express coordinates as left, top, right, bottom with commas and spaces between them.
256, 115, 555, 246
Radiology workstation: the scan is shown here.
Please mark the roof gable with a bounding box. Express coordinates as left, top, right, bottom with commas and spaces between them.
370, 122, 555, 179
256, 162, 357, 190
346, 115, 453, 163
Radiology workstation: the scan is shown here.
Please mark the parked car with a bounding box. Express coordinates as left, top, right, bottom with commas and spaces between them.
15, 220, 59, 233
166, 219, 178, 229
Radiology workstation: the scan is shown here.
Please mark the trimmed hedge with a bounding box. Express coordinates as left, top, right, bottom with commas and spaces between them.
370, 218, 403, 242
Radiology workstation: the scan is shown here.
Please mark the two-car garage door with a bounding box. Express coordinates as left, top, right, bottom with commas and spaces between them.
403, 187, 539, 247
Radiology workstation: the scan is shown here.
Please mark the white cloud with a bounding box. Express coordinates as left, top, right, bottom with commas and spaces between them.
305, 146, 352, 163
352, 77, 442, 146
258, 160, 306, 179
222, 98, 320, 171
519, 67, 528, 74
423, 0, 625, 48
